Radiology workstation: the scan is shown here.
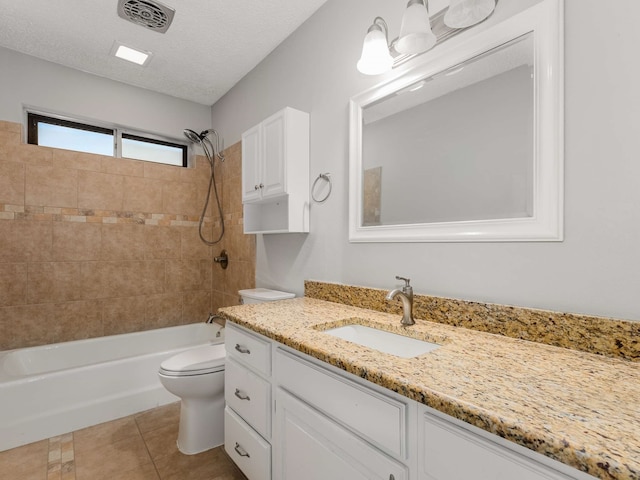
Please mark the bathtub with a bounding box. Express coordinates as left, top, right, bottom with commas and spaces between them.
0, 323, 223, 452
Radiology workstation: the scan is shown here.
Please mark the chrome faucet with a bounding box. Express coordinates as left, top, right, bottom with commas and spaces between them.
386, 276, 415, 326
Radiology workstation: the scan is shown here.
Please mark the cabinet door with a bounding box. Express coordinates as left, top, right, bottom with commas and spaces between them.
274, 388, 408, 480
241, 124, 262, 202
261, 111, 286, 199
420, 412, 574, 480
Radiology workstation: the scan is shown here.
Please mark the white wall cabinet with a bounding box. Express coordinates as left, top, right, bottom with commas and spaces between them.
241, 107, 310, 234
224, 322, 596, 480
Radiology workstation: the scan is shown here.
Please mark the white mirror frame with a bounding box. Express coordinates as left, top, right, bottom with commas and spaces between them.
349, 0, 563, 242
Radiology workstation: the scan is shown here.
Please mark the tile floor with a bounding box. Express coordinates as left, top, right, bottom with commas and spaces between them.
0, 403, 248, 480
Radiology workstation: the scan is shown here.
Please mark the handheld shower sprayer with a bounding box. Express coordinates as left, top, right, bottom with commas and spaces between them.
183, 127, 225, 245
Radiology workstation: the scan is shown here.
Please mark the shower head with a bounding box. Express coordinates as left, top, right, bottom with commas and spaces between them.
183, 128, 204, 143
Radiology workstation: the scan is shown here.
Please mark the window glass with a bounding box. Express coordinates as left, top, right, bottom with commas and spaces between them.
122, 134, 186, 166
36, 122, 114, 156
27, 112, 187, 167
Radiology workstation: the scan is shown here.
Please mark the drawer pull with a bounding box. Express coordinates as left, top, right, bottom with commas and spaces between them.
235, 344, 251, 354
234, 442, 250, 458
234, 388, 251, 401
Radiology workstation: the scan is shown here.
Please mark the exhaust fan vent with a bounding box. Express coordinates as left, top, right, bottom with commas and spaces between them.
117, 0, 175, 34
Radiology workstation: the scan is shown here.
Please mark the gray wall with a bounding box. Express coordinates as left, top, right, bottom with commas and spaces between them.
211, 0, 640, 322
0, 46, 211, 140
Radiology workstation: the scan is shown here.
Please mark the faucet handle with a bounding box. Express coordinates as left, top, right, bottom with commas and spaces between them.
395, 275, 411, 287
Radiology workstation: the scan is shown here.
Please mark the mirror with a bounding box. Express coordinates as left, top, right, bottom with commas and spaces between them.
349, 0, 563, 242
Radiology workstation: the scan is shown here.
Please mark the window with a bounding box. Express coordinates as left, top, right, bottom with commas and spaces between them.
27, 112, 187, 167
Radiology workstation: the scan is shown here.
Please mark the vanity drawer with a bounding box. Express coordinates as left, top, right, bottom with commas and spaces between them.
225, 356, 271, 439
226, 323, 271, 376
225, 406, 271, 480
275, 348, 408, 459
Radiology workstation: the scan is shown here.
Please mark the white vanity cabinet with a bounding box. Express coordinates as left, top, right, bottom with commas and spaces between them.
224, 322, 596, 480
224, 324, 273, 480
274, 349, 411, 480
241, 107, 310, 234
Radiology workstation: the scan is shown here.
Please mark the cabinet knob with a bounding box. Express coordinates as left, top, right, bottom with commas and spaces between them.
389, 476, 395, 480
234, 388, 251, 401
234, 442, 250, 458
234, 344, 251, 354
259, 183, 264, 189
254, 184, 259, 190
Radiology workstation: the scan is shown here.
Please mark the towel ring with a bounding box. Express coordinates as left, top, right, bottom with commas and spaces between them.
311, 173, 332, 203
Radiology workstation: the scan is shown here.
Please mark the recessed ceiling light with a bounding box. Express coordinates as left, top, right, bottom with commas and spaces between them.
112, 42, 152, 66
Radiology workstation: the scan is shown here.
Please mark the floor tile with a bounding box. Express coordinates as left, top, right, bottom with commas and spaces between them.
141, 423, 179, 461
153, 445, 236, 480
0, 439, 48, 480
74, 434, 153, 480
134, 403, 180, 435
73, 416, 140, 454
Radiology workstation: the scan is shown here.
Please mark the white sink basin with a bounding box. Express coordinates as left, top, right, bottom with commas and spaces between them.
323, 324, 440, 358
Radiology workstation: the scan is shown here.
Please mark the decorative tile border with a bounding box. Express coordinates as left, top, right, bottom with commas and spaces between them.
0, 204, 212, 227
304, 280, 640, 361
47, 433, 74, 480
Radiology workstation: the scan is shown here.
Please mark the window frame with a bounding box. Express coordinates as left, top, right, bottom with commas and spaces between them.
26, 111, 188, 167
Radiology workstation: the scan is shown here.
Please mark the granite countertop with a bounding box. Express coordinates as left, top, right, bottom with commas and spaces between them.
219, 297, 640, 480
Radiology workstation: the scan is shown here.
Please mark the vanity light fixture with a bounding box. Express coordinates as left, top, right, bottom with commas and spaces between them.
357, 0, 497, 75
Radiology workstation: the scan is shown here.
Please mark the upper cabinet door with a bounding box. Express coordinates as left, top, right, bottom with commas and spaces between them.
261, 110, 287, 200
241, 123, 262, 202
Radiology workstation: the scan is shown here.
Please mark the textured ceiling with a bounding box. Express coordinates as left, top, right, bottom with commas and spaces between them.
0, 0, 329, 105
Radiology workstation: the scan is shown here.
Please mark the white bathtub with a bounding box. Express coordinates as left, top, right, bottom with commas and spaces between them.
0, 323, 224, 452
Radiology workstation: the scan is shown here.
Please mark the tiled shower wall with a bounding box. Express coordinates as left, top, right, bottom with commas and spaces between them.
0, 120, 254, 350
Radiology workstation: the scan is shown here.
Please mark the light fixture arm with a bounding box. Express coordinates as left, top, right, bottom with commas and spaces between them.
370, 17, 390, 46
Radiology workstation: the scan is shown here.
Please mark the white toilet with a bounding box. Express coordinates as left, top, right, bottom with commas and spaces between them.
158, 288, 294, 455
158, 343, 226, 455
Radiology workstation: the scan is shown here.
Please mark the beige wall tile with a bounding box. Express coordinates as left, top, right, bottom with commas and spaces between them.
145, 293, 182, 329
101, 224, 145, 261
77, 170, 124, 210
0, 263, 26, 307
165, 259, 211, 293
0, 120, 22, 134
82, 261, 165, 299
224, 260, 255, 297
27, 262, 84, 304
143, 162, 181, 182
0, 130, 20, 146
101, 157, 145, 177
182, 291, 211, 324
53, 222, 102, 261
162, 181, 199, 216
52, 149, 103, 172
0, 220, 53, 262
226, 224, 255, 263
0, 161, 25, 205
101, 295, 147, 335
1, 304, 54, 348
0, 143, 53, 166
144, 226, 181, 259
26, 164, 78, 208
52, 300, 103, 343
123, 176, 163, 213
180, 226, 213, 260
211, 258, 226, 292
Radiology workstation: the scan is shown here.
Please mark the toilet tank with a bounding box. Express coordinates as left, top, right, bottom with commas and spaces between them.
239, 288, 295, 304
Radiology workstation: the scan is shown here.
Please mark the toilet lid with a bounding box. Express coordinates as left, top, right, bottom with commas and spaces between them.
159, 344, 225, 376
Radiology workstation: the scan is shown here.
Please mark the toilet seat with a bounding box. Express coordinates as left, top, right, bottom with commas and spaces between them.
159, 344, 225, 377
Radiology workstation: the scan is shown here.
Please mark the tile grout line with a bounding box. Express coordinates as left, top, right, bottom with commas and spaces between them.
134, 414, 163, 480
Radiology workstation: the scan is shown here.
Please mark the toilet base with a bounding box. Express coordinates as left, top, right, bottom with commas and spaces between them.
177, 395, 225, 455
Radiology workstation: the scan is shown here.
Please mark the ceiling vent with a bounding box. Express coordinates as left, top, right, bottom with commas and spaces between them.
117, 0, 175, 34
